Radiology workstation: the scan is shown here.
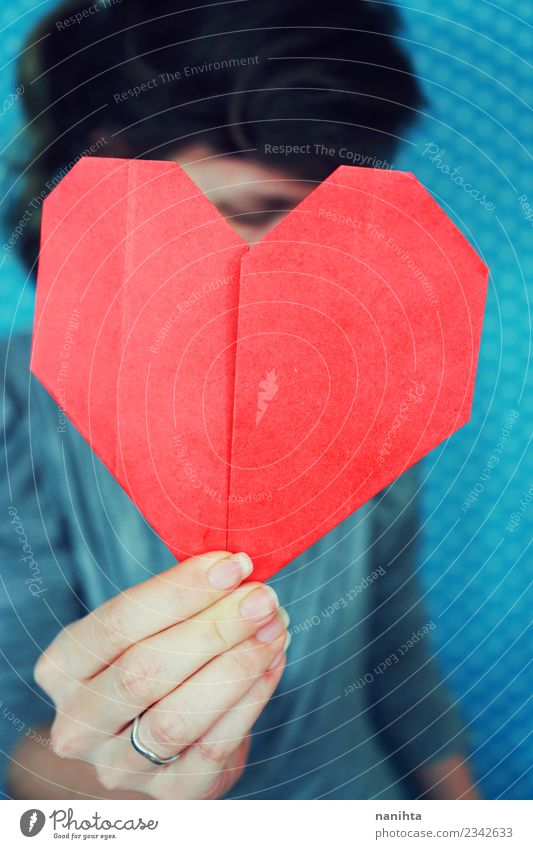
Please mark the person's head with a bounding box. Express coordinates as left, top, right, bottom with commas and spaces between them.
14, 0, 423, 262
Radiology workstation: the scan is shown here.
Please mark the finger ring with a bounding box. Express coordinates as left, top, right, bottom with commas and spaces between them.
130, 712, 181, 766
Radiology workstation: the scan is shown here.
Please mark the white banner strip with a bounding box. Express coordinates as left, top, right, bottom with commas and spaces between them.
3, 799, 531, 848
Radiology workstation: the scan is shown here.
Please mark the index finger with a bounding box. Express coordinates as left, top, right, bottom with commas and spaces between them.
35, 550, 253, 686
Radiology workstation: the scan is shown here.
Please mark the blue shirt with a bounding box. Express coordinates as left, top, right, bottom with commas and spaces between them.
0, 333, 467, 799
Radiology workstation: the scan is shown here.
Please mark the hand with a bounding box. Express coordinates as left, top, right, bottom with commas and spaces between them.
417, 754, 480, 799
34, 551, 289, 799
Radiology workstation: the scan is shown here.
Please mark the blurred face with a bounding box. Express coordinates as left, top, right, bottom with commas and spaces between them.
176, 144, 313, 245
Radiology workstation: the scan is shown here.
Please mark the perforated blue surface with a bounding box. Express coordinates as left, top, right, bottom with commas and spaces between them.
0, 0, 531, 798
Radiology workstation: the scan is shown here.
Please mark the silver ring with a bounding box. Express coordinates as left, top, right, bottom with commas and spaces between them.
130, 712, 181, 766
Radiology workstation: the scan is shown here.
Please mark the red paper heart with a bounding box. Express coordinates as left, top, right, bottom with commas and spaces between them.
31, 158, 488, 580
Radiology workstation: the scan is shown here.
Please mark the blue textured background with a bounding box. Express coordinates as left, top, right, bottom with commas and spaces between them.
0, 1, 531, 798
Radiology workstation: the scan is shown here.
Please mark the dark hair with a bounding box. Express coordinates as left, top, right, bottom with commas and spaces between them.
13, 0, 424, 271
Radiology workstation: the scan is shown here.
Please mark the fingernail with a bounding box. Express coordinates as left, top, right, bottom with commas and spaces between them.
279, 607, 290, 629
256, 615, 283, 644
267, 651, 285, 670
278, 608, 291, 650
241, 585, 279, 621
208, 552, 253, 590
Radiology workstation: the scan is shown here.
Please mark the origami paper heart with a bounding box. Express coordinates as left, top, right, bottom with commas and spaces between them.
31, 158, 488, 581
